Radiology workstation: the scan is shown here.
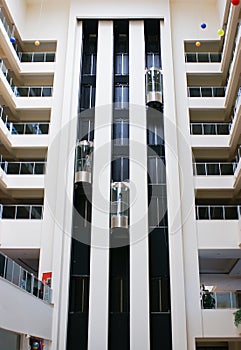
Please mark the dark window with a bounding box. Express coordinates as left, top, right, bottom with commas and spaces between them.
69, 276, 90, 313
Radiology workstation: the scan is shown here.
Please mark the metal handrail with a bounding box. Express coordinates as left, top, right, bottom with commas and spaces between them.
185, 52, 222, 63
193, 162, 236, 176
196, 205, 241, 220
190, 122, 230, 135
201, 291, 241, 309
18, 51, 55, 63
0, 161, 46, 175
188, 86, 226, 97
0, 58, 13, 86
13, 86, 53, 97
0, 251, 52, 304
0, 204, 43, 219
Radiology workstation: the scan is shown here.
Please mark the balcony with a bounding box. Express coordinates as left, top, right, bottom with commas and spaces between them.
190, 123, 230, 135
0, 251, 52, 340
185, 52, 222, 63
0, 251, 52, 303
0, 204, 43, 219
196, 205, 241, 220
201, 291, 241, 310
193, 162, 236, 176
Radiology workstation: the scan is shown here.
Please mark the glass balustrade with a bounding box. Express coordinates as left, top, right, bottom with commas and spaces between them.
201, 291, 241, 309
111, 182, 129, 229
190, 123, 230, 135
185, 52, 222, 63
193, 162, 236, 176
145, 67, 163, 107
0, 252, 52, 303
0, 106, 49, 135
0, 204, 43, 219
196, 205, 241, 220
13, 86, 53, 97
188, 86, 226, 97
0, 161, 46, 175
75, 140, 93, 184
18, 52, 55, 63
0, 58, 13, 86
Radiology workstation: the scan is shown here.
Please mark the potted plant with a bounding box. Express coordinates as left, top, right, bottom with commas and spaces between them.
233, 308, 241, 334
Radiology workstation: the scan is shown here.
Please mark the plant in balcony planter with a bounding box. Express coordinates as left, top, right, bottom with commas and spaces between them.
202, 289, 216, 309
233, 308, 241, 333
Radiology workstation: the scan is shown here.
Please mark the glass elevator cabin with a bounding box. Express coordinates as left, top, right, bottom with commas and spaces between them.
145, 67, 163, 110
111, 182, 129, 229
75, 140, 93, 184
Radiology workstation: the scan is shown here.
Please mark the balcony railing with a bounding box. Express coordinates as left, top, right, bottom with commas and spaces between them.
0, 58, 13, 86
8, 122, 49, 135
190, 123, 230, 135
193, 162, 236, 176
188, 86, 226, 98
201, 291, 241, 309
0, 252, 52, 304
0, 204, 43, 219
226, 21, 241, 85
18, 52, 55, 63
0, 106, 50, 134
0, 161, 46, 175
185, 52, 222, 63
196, 205, 241, 220
13, 86, 53, 97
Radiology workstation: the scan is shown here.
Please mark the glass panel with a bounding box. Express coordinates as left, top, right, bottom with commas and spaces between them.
224, 206, 238, 219
217, 124, 229, 135
34, 163, 45, 174
110, 277, 128, 312
39, 123, 49, 134
210, 206, 223, 219
31, 206, 42, 219
206, 163, 220, 175
69, 276, 90, 313
33, 53, 44, 62
189, 88, 200, 97
20, 53, 32, 62
25, 123, 38, 134
201, 87, 212, 97
195, 163, 206, 175
42, 87, 52, 96
0, 254, 6, 277
186, 53, 197, 62
16, 87, 28, 97
191, 124, 202, 134
210, 53, 222, 62
12, 124, 24, 134
213, 87, 225, 97
12, 262, 20, 285
204, 124, 216, 135
2, 206, 15, 219
5, 259, 13, 282
46, 53, 55, 62
20, 162, 34, 174
197, 206, 209, 220
29, 87, 41, 97
148, 157, 157, 184
149, 197, 158, 226
16, 206, 30, 219
198, 53, 209, 62
220, 163, 234, 175
7, 163, 20, 174
216, 293, 231, 308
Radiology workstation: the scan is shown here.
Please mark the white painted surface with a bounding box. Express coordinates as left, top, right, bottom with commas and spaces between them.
88, 21, 113, 350
129, 20, 150, 350
0, 277, 53, 340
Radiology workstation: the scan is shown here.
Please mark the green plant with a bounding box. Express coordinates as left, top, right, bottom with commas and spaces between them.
233, 308, 241, 327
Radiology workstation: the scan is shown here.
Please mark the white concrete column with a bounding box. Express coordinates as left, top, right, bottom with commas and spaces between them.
129, 20, 150, 350
50, 19, 83, 350
160, 16, 188, 350
88, 20, 113, 350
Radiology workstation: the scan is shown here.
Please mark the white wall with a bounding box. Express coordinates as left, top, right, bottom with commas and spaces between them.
0, 278, 53, 340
